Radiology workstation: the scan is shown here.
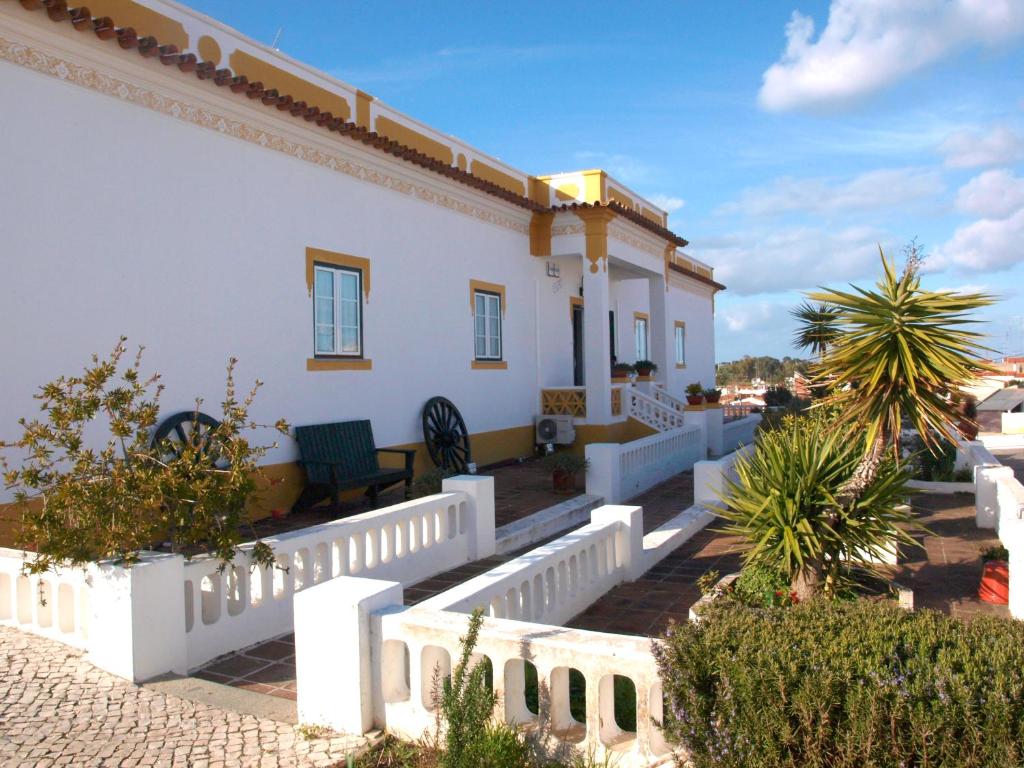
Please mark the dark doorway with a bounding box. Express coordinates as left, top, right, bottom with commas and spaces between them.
609, 310, 617, 365
572, 303, 584, 386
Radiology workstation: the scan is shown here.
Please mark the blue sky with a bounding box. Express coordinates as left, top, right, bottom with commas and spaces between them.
188, 0, 1024, 362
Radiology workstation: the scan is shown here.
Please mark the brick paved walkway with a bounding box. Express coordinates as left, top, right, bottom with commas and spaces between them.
0, 626, 368, 768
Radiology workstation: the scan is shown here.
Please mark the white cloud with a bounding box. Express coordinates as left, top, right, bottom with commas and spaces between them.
940, 126, 1024, 168
572, 151, 654, 186
759, 0, 1024, 112
935, 207, 1024, 271
955, 169, 1024, 218
694, 225, 889, 296
648, 194, 686, 213
719, 167, 943, 217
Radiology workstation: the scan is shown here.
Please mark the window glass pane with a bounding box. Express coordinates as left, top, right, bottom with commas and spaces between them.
315, 297, 334, 325
341, 299, 359, 327
315, 329, 334, 354
475, 293, 485, 316
341, 326, 359, 353
340, 271, 359, 301
476, 314, 486, 337
475, 336, 486, 357
314, 269, 334, 299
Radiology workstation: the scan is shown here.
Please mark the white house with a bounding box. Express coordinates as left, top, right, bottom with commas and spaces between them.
0, 0, 722, 525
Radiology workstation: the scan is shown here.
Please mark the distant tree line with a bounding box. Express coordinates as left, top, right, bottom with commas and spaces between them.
715, 355, 810, 386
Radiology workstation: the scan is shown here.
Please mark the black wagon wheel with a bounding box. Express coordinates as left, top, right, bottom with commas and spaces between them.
152, 411, 227, 468
421, 396, 472, 474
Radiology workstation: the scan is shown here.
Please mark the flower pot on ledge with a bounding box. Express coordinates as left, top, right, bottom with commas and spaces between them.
552, 469, 577, 494
686, 395, 704, 406
979, 560, 1009, 604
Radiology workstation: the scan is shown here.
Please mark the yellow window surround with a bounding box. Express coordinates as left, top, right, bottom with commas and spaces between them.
470, 279, 507, 370
306, 246, 372, 372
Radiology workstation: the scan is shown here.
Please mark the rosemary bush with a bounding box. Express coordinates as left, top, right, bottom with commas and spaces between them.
655, 599, 1024, 768
1, 338, 288, 573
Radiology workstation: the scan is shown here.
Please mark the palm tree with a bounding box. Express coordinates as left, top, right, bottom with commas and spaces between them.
799, 250, 994, 507
791, 301, 839, 359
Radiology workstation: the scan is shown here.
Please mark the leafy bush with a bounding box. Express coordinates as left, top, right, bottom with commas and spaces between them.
654, 599, 1024, 768
437, 609, 530, 768
763, 386, 793, 407
412, 467, 452, 499
906, 435, 957, 481
715, 413, 916, 598
0, 338, 288, 573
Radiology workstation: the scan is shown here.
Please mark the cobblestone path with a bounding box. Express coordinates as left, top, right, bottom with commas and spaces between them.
0, 626, 366, 768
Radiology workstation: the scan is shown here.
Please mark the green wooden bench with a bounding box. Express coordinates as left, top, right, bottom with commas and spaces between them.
292, 420, 416, 515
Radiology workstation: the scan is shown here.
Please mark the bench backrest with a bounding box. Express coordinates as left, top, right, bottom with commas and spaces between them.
294, 420, 380, 484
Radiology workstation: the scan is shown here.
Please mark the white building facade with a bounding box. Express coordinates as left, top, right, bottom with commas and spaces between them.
0, 0, 721, 521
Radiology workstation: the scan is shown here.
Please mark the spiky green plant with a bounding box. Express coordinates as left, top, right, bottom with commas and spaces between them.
715, 413, 915, 598
798, 251, 994, 504
791, 301, 840, 358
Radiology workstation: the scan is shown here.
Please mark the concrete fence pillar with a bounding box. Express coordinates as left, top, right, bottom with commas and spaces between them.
443, 475, 495, 560
591, 504, 644, 581
585, 443, 622, 504
705, 405, 724, 457
86, 551, 187, 682
683, 408, 709, 459
976, 465, 1014, 529
295, 576, 403, 735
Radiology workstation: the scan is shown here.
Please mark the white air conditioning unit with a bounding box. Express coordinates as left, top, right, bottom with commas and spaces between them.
535, 415, 575, 445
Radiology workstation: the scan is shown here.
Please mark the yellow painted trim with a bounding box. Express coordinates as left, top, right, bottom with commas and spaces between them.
636, 375, 653, 382
574, 207, 616, 273
528, 176, 551, 207
356, 90, 373, 130
641, 206, 664, 225
85, 0, 189, 50
375, 116, 453, 165
582, 170, 607, 205
611, 376, 630, 383
607, 187, 635, 210
675, 363, 687, 369
470, 160, 527, 197
471, 360, 508, 370
684, 404, 705, 412
197, 35, 221, 65
306, 358, 373, 371
469, 279, 507, 314
229, 50, 352, 121
306, 247, 371, 300
569, 296, 584, 318
529, 212, 554, 257
705, 403, 724, 409
634, 312, 649, 322
457, 154, 468, 172
554, 183, 580, 201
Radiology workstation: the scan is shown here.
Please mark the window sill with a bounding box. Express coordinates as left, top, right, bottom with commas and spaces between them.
675, 363, 687, 369
307, 358, 373, 371
471, 360, 508, 370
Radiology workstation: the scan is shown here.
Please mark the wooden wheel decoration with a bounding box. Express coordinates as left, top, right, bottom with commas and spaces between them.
422, 396, 472, 474
151, 411, 228, 468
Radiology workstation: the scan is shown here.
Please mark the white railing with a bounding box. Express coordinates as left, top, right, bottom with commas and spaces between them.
417, 506, 640, 627
182, 477, 493, 670
651, 384, 686, 413
625, 388, 686, 431
0, 548, 91, 650
377, 610, 670, 767
722, 413, 760, 454
587, 425, 704, 504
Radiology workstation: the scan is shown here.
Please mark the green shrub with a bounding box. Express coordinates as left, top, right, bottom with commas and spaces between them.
411, 467, 452, 498
731, 565, 792, 608
437, 609, 530, 768
654, 599, 1024, 768
908, 435, 957, 481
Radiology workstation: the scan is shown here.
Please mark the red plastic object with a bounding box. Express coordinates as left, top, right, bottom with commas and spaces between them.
979, 561, 1009, 604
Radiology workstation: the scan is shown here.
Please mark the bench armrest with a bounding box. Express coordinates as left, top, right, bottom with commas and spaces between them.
376, 448, 416, 473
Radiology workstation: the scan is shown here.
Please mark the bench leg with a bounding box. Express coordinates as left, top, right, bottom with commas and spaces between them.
292, 485, 321, 515
367, 485, 380, 510
332, 485, 342, 517
403, 476, 412, 500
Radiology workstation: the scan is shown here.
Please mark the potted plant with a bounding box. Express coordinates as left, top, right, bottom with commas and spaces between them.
634, 359, 658, 378
979, 545, 1009, 604
611, 362, 635, 381
542, 451, 589, 494
685, 382, 704, 406
703, 387, 722, 404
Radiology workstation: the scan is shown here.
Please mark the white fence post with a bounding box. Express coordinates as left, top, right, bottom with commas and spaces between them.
976, 466, 1014, 529
86, 552, 187, 682
705, 405, 724, 457
591, 504, 644, 581
683, 408, 708, 458
296, 576, 403, 735
443, 475, 495, 560
585, 443, 622, 504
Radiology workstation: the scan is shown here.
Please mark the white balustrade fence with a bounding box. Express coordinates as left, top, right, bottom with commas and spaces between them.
0, 475, 495, 681
721, 413, 761, 455
296, 580, 671, 767
586, 425, 704, 504
624, 388, 686, 432
183, 478, 492, 670
0, 547, 91, 650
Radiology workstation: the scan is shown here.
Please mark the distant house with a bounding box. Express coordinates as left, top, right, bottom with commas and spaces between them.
977, 388, 1024, 433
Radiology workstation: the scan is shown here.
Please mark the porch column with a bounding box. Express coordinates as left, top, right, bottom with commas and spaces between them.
576, 207, 616, 424
648, 273, 669, 385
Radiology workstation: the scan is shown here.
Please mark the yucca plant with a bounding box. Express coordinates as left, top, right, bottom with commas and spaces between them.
798, 251, 994, 505
716, 413, 915, 598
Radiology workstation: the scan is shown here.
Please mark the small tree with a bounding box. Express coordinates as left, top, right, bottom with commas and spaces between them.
1, 338, 288, 574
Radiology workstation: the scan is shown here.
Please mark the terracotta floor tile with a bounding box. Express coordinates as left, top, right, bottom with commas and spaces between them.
245, 640, 295, 662
202, 655, 271, 679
